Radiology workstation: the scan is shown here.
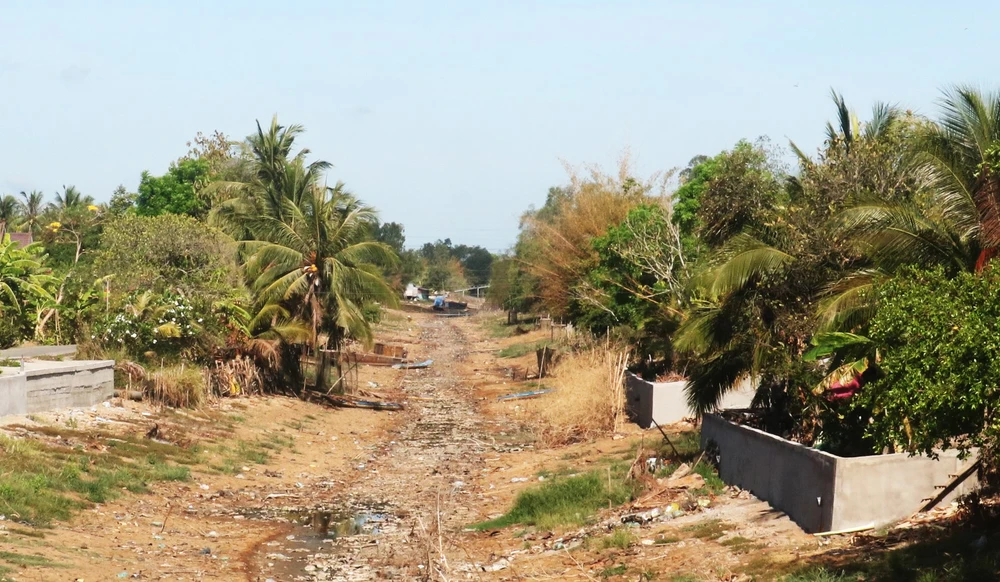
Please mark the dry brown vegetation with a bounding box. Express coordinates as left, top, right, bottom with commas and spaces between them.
504, 336, 631, 445
519, 155, 676, 315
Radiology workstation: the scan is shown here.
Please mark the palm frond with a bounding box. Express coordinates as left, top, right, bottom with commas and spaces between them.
707, 234, 794, 297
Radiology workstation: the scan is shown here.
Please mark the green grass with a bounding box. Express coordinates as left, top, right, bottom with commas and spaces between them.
720, 535, 763, 554
600, 564, 627, 578
653, 460, 725, 495
647, 429, 726, 495
0, 551, 58, 568
669, 576, 702, 582
681, 519, 731, 541
0, 433, 193, 525
601, 527, 636, 549
482, 316, 522, 338
783, 569, 853, 582
211, 434, 294, 475
473, 468, 635, 530
497, 340, 555, 359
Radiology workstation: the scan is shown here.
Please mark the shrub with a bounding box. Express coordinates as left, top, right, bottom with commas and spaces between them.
864, 267, 1000, 464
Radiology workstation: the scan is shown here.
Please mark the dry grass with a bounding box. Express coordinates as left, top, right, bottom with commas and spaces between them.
147, 365, 207, 408
531, 345, 630, 445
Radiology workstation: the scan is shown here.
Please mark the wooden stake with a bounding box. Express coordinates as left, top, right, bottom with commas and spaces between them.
651, 419, 681, 459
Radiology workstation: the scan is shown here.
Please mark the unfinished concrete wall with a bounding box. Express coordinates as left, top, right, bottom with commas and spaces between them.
0, 360, 114, 417
0, 373, 28, 417
834, 450, 977, 529
702, 414, 979, 533
626, 374, 755, 428
701, 413, 837, 532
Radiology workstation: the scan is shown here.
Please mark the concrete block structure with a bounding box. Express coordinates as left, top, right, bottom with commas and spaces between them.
701, 414, 979, 533
625, 373, 755, 428
0, 360, 114, 416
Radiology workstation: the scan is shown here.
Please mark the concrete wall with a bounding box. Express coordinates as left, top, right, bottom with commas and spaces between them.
701, 413, 837, 532
0, 373, 28, 417
626, 373, 755, 428
701, 414, 979, 533
834, 450, 977, 529
0, 360, 114, 417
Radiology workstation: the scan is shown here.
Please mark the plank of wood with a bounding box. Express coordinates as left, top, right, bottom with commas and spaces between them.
918, 458, 980, 513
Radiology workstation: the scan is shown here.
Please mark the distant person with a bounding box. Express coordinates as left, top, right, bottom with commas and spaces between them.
432, 295, 445, 311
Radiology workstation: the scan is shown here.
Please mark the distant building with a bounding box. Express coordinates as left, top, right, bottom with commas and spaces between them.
0, 221, 33, 248
403, 283, 430, 301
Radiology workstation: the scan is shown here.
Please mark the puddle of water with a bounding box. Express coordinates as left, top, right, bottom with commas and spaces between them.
285, 509, 387, 539
253, 503, 395, 579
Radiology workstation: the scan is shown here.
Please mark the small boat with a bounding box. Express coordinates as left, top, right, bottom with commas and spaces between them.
497, 388, 553, 402
393, 359, 433, 369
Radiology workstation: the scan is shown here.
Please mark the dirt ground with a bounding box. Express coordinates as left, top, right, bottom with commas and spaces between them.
0, 308, 875, 581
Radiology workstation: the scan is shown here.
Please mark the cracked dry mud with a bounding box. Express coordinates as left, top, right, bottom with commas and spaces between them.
254, 316, 503, 581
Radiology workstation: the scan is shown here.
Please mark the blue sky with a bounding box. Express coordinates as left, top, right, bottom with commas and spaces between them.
1, 1, 997, 251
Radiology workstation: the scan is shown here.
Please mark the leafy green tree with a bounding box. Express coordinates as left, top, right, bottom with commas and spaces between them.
400, 250, 424, 281
672, 155, 718, 245
136, 158, 210, 217
864, 267, 1000, 460
454, 245, 493, 287
95, 214, 241, 303
373, 221, 405, 253
694, 139, 784, 247
108, 185, 137, 217
578, 204, 686, 367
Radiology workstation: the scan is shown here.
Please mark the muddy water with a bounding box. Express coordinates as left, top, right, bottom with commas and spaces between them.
252, 317, 496, 581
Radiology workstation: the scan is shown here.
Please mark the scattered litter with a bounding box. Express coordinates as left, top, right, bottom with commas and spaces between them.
622, 507, 662, 525
481, 558, 510, 572
322, 394, 404, 411
392, 359, 434, 369
496, 389, 553, 402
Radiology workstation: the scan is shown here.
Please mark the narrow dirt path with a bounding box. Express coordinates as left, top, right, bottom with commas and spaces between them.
255, 315, 494, 580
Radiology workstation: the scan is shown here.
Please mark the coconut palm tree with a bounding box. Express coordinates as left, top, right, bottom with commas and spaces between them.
212, 117, 398, 390
18, 190, 45, 232
834, 87, 1000, 296
240, 182, 397, 351
54, 185, 93, 210
210, 116, 331, 229
0, 195, 19, 225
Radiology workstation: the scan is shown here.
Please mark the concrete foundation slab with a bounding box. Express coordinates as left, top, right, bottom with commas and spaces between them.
701, 414, 979, 533
625, 373, 755, 428
0, 360, 114, 417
